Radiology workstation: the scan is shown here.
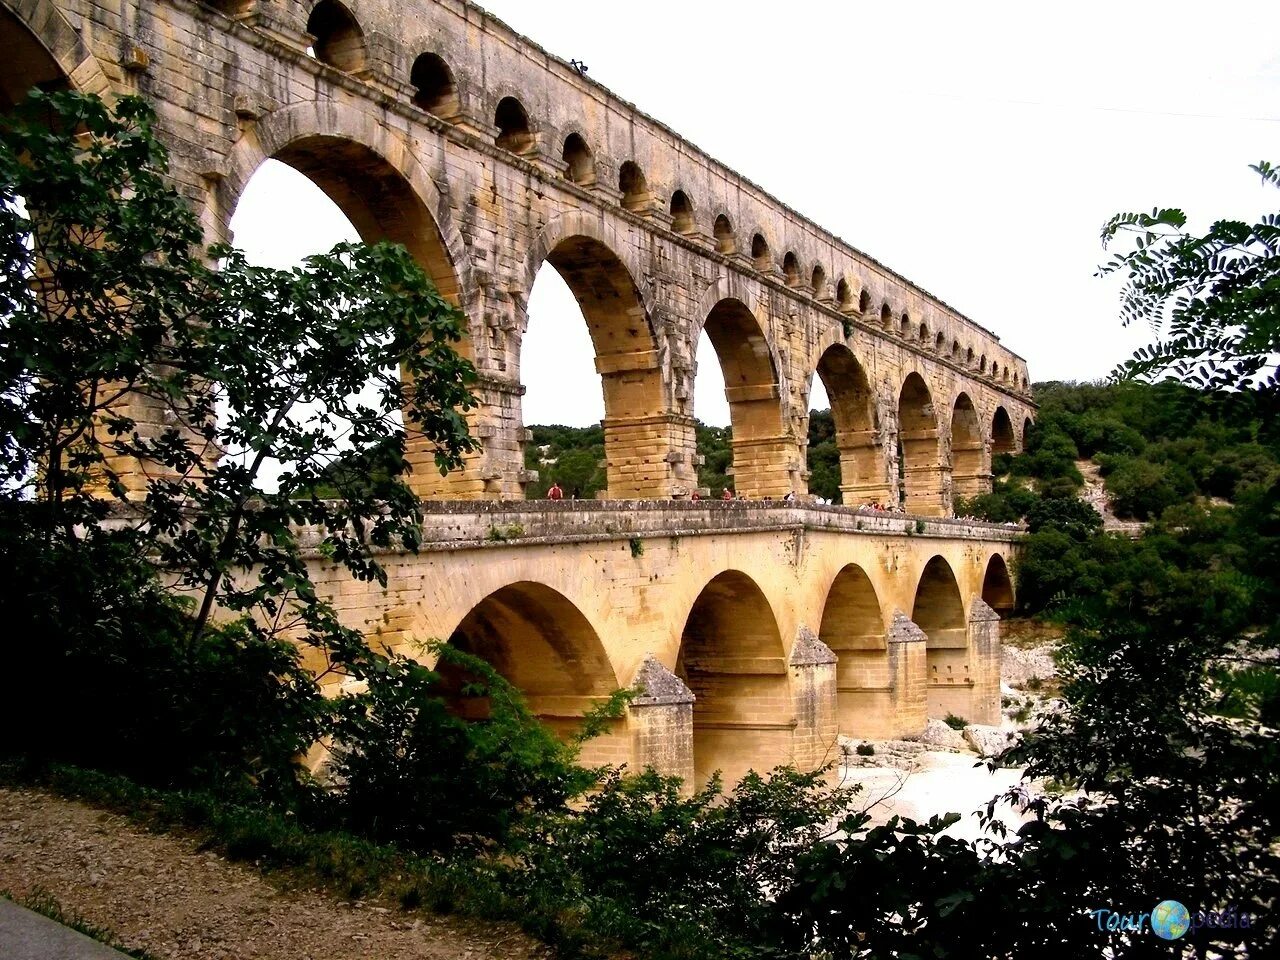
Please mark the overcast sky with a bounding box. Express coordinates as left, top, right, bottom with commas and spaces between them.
231, 0, 1280, 428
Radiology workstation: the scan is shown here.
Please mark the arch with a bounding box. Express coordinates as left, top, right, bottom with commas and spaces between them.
880, 302, 892, 330
834, 276, 852, 311
670, 189, 694, 234
899, 312, 911, 339
677, 570, 790, 787
951, 338, 961, 358
494, 96, 535, 154
991, 361, 1001, 380
950, 393, 987, 500
1021, 416, 1034, 451
897, 373, 944, 515
522, 218, 665, 498
982, 554, 1015, 617
751, 232, 771, 270
700, 296, 787, 497
219, 101, 474, 497
966, 346, 975, 365
935, 331, 946, 352
409, 52, 457, 117
811, 264, 827, 298
561, 132, 594, 185
783, 250, 801, 287
858, 289, 872, 315
992, 405, 1015, 458
0, 0, 110, 111
444, 581, 623, 765
713, 213, 735, 254
306, 1, 367, 73
819, 564, 890, 737
979, 355, 988, 374
619, 160, 650, 212
812, 344, 886, 505
911, 556, 970, 720
918, 322, 929, 342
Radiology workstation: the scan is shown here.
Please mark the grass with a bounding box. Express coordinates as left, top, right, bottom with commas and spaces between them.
1, 887, 161, 960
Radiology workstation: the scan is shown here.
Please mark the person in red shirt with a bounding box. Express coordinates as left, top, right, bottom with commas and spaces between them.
721, 487, 734, 500
547, 482, 563, 500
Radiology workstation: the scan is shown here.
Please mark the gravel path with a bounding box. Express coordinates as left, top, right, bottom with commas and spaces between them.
0, 788, 549, 960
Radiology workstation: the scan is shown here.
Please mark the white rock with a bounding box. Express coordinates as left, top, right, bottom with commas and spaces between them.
963, 724, 1018, 757
920, 717, 966, 750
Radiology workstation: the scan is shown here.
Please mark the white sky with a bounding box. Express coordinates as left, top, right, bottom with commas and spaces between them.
230, 0, 1280, 429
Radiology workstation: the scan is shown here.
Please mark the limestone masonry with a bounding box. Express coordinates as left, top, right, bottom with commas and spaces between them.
4, 0, 1034, 782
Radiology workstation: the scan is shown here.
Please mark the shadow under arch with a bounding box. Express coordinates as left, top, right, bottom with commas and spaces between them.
520, 215, 670, 497
898, 372, 945, 515
0, 0, 111, 110
700, 297, 789, 497
982, 553, 1015, 617
911, 555, 971, 720
810, 343, 886, 505
444, 580, 624, 766
992, 405, 1016, 458
818, 563, 891, 737
677, 569, 790, 787
951, 392, 987, 501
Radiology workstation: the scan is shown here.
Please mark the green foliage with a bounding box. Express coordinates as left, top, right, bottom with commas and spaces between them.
1100, 161, 1280, 395
806, 408, 842, 502
855, 742, 876, 756
943, 713, 968, 731
628, 536, 643, 557
524, 425, 606, 498
696, 421, 733, 496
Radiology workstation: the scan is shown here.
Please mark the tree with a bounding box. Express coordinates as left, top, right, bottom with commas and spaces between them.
1099, 161, 1280, 395
0, 89, 477, 788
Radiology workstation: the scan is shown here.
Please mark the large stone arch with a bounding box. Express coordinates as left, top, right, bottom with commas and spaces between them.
695, 286, 792, 497
219, 99, 478, 497
0, 0, 113, 108
897, 372, 946, 515
676, 569, 791, 787
818, 563, 891, 737
443, 580, 624, 766
517, 213, 670, 497
950, 392, 988, 501
981, 553, 1015, 617
992, 405, 1016, 459
809, 343, 888, 505
911, 555, 971, 721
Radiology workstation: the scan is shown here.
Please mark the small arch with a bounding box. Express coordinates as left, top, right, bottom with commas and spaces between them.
678, 570, 789, 787
561, 133, 594, 185
982, 555, 1015, 617
979, 355, 988, 374
899, 312, 911, 339
812, 264, 827, 298
751, 233, 771, 270
713, 214, 735, 254
619, 161, 650, 212
306, 1, 367, 73
912, 556, 969, 721
951, 339, 961, 358
991, 361, 1001, 380
669, 190, 695, 234
409, 52, 457, 116
935, 331, 946, 352
950, 393, 985, 501
991, 406, 1016, 458
835, 277, 852, 310
819, 564, 889, 738
783, 251, 801, 287
880, 303, 892, 329
445, 581, 623, 765
966, 346, 975, 365
858, 289, 872, 315
494, 96, 535, 154
918, 322, 929, 342
898, 373, 943, 515
1021, 417, 1034, 450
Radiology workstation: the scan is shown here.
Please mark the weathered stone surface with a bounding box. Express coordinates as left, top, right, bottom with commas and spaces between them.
631, 654, 693, 705
888, 610, 929, 644
963, 724, 1018, 757
790, 626, 837, 666
920, 717, 967, 750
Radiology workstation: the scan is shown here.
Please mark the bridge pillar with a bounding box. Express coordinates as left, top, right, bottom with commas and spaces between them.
629, 654, 695, 784
728, 433, 805, 498
835, 428, 891, 507
406, 374, 529, 499
887, 612, 928, 738
967, 598, 1002, 726
900, 426, 950, 516
601, 412, 698, 498
789, 628, 839, 770
950, 438, 991, 501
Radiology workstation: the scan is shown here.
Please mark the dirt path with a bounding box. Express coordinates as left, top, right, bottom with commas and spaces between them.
0, 788, 550, 960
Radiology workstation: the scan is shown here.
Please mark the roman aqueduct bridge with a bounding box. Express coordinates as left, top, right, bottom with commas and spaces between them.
3, 0, 1035, 783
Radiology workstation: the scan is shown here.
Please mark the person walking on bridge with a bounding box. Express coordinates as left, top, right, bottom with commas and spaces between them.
548, 482, 564, 500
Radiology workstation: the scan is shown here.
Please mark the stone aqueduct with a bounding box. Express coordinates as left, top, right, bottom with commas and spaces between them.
3, 0, 1036, 782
